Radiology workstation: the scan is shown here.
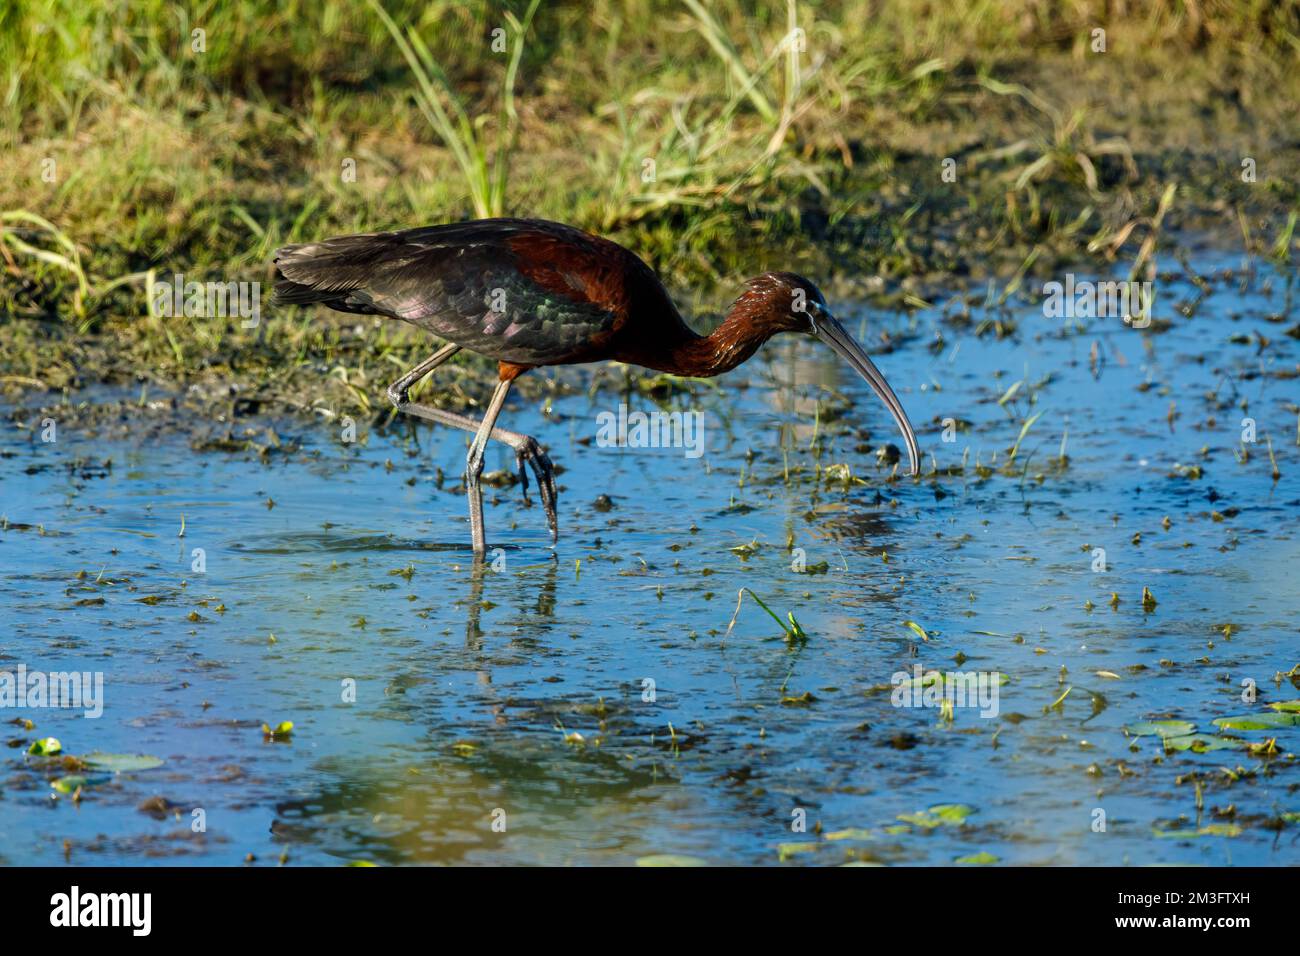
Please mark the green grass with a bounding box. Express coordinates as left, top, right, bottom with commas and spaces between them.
1, 0, 1298, 413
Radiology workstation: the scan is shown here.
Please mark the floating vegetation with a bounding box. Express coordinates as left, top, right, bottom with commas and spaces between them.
1124, 720, 1196, 738
1212, 713, 1300, 732
1006, 412, 1042, 462
902, 620, 931, 642
51, 775, 89, 795
725, 587, 807, 644
776, 842, 821, 863
1153, 823, 1243, 839
82, 753, 164, 773
897, 804, 975, 829
892, 670, 1010, 691
824, 828, 875, 842
1163, 735, 1246, 753
261, 721, 295, 740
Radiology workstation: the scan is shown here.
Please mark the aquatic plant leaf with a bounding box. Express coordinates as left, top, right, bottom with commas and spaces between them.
896, 812, 939, 828
51, 775, 87, 793
82, 753, 164, 772
930, 804, 975, 824
1141, 586, 1158, 611
1154, 823, 1242, 839
899, 804, 975, 828
1212, 713, 1299, 731
261, 720, 295, 738
28, 736, 61, 756
900, 671, 1009, 690
777, 842, 821, 862
1124, 720, 1195, 738
1162, 734, 1245, 752
1007, 411, 1042, 460
824, 828, 875, 841
955, 851, 999, 865
725, 588, 808, 643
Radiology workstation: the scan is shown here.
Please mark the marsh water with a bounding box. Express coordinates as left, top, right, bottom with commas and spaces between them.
3, 248, 1298, 866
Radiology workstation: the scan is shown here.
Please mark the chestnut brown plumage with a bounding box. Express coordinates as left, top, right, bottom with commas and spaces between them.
274, 217, 920, 554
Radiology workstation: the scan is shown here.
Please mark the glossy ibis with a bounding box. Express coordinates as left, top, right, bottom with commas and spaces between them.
273, 218, 919, 554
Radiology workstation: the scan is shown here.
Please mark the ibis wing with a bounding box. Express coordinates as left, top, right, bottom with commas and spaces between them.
274, 219, 630, 365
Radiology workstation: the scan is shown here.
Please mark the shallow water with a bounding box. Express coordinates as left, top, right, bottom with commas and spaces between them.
2, 248, 1298, 866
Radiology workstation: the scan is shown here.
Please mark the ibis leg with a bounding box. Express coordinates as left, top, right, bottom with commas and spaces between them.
387, 354, 559, 546
464, 379, 512, 554
386, 343, 462, 406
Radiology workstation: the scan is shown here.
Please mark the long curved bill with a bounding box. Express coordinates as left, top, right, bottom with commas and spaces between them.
815, 317, 919, 476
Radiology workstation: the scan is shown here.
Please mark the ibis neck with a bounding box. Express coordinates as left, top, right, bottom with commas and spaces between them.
653, 307, 769, 378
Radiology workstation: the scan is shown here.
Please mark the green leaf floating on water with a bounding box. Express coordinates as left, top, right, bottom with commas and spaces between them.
82, 753, 164, 772
28, 737, 61, 756
824, 828, 875, 842
1154, 823, 1242, 839
955, 851, 999, 865
1125, 720, 1195, 738
898, 804, 975, 828
636, 854, 709, 867
900, 671, 1010, 690
1212, 712, 1300, 731
1162, 734, 1245, 752
930, 803, 975, 824
777, 842, 821, 862
51, 775, 87, 793
1268, 700, 1300, 713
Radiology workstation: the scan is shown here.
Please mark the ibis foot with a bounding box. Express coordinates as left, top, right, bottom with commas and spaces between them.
513, 436, 558, 545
